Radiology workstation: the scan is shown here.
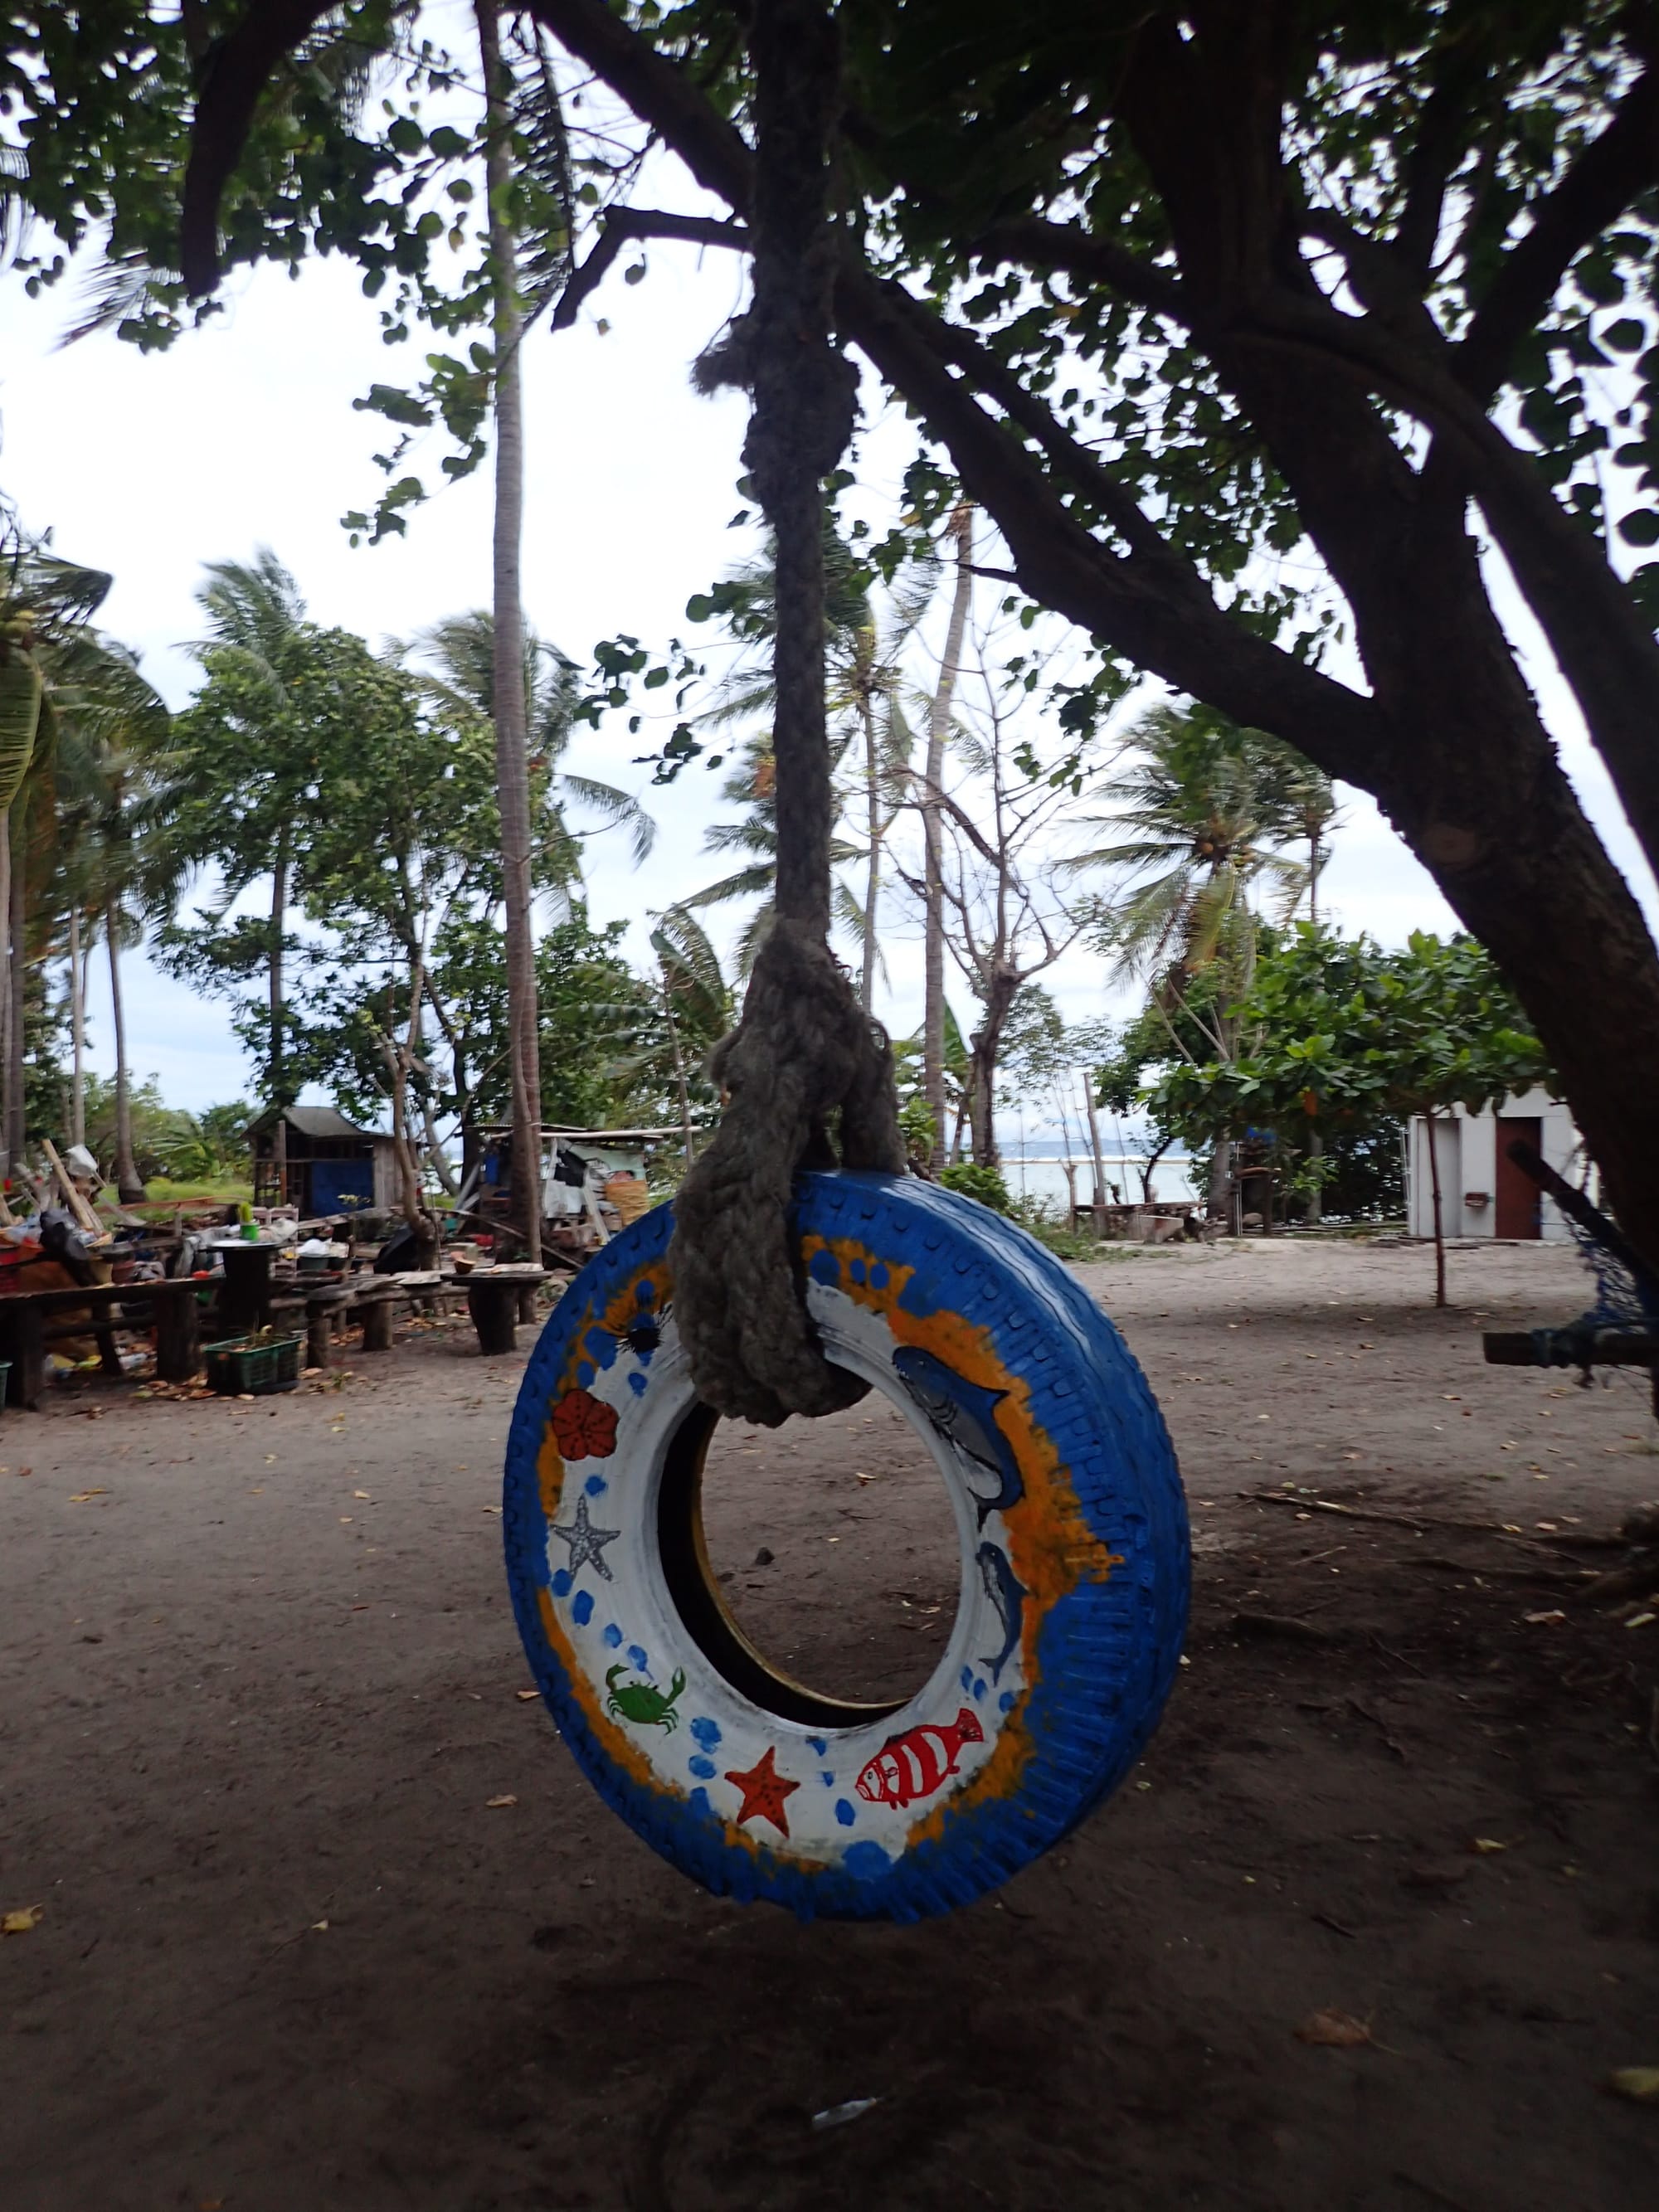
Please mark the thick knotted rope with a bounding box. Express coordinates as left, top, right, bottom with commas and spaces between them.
670, 0, 905, 1427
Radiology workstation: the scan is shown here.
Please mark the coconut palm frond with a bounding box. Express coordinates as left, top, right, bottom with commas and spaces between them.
564, 773, 656, 863
684, 859, 777, 911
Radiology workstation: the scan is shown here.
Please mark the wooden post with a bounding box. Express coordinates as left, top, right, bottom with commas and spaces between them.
516, 1281, 538, 1325
468, 1278, 519, 1355
219, 1243, 275, 1334
0, 1300, 46, 1408
153, 1283, 202, 1383
358, 1286, 396, 1353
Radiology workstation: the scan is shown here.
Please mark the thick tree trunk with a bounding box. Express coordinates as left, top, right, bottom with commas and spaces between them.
105, 898, 143, 1203
478, 0, 542, 1266
68, 907, 86, 1150
923, 506, 972, 1169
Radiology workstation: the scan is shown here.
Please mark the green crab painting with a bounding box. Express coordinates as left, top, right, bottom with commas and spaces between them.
605, 1664, 687, 1731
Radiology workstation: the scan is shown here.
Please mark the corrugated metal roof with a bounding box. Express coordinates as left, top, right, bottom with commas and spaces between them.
249, 1105, 385, 1140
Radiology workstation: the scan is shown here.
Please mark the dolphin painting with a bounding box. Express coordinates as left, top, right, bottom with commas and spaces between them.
893, 1345, 1025, 1526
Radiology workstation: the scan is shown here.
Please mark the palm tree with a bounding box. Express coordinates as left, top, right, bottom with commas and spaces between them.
48, 635, 176, 1201
175, 550, 312, 1202
1070, 702, 1311, 1220
649, 905, 733, 1163
685, 531, 932, 989
406, 610, 654, 873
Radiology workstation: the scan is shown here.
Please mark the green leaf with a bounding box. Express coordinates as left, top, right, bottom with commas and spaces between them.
0, 653, 43, 814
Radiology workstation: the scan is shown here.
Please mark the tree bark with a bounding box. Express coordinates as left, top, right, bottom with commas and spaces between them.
525, 0, 1659, 1273
1081, 1072, 1108, 1210
68, 906, 86, 1150
1424, 1104, 1448, 1310
477, 0, 543, 1266
270, 830, 289, 1204
923, 505, 972, 1169
965, 961, 1019, 1166
858, 684, 881, 1014
105, 897, 144, 1203
7, 803, 27, 1170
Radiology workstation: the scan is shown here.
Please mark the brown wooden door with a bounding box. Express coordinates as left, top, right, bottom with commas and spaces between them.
1494, 1116, 1543, 1238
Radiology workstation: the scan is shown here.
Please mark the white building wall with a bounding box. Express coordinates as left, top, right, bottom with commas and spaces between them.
1406, 1089, 1580, 1241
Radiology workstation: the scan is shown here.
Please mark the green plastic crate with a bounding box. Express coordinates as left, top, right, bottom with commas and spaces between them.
204, 1338, 279, 1396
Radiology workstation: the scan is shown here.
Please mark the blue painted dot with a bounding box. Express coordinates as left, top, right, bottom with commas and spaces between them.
960, 1665, 974, 1692
690, 1717, 722, 1750
585, 1474, 608, 1495
806, 1735, 828, 1756
688, 1786, 710, 1815
809, 1249, 840, 1285
602, 1624, 623, 1650
628, 1373, 648, 1397
688, 1755, 716, 1780
843, 1840, 892, 1880
577, 1361, 596, 1388
868, 1262, 889, 1290
550, 1569, 572, 1599
849, 1258, 867, 1284
973, 1676, 987, 1701
834, 1798, 856, 1827
585, 1330, 619, 1372
999, 1690, 1016, 1713
627, 1644, 649, 1672
635, 1281, 656, 1306
820, 1770, 835, 1787
572, 1590, 595, 1627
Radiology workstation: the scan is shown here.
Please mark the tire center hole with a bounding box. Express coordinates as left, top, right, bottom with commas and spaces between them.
694, 1393, 961, 1709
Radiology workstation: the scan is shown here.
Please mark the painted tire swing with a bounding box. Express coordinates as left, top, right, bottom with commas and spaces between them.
504, 1171, 1188, 1920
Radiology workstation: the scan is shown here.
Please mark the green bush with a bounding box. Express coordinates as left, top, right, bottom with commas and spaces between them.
939, 1161, 1013, 1214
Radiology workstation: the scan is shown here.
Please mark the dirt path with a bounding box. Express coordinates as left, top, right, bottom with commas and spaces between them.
2, 1238, 1656, 2211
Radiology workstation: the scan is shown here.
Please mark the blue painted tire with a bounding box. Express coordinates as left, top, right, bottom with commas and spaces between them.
503, 1171, 1188, 1921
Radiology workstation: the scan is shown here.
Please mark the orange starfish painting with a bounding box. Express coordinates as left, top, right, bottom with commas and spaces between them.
722, 1746, 800, 1838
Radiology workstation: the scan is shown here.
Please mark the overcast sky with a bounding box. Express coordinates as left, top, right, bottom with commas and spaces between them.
1, 152, 1652, 1125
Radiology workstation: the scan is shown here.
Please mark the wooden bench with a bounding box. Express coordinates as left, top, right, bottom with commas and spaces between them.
0, 1279, 210, 1410
264, 1267, 553, 1369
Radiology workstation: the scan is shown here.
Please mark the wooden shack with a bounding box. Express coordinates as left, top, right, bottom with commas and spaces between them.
249, 1106, 400, 1218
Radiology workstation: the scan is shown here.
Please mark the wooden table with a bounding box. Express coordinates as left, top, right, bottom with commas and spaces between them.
463, 1265, 550, 1356
0, 1279, 208, 1409
216, 1243, 278, 1333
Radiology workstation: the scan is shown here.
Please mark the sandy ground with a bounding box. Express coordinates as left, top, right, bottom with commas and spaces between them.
2, 1235, 1657, 2212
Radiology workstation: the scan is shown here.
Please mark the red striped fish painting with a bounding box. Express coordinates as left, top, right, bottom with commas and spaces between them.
855, 1707, 985, 1810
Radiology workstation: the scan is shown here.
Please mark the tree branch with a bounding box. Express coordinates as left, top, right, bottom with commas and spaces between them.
1453, 66, 1659, 404
181, 0, 338, 294
970, 216, 1190, 323
551, 207, 747, 329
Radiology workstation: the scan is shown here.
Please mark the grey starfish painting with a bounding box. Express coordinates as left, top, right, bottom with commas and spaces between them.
551, 1494, 621, 1583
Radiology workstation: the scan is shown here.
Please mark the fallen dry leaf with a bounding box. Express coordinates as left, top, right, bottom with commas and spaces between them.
1625, 1611, 1657, 1631
486, 1794, 518, 1809
1522, 1608, 1566, 1626
311, 1920, 328, 1932
1295, 2008, 1373, 2049
68, 1490, 107, 1504
353, 1490, 371, 1500
2, 1905, 43, 1935
1470, 1837, 1507, 1855
1608, 2068, 1659, 2103
515, 1689, 540, 1702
